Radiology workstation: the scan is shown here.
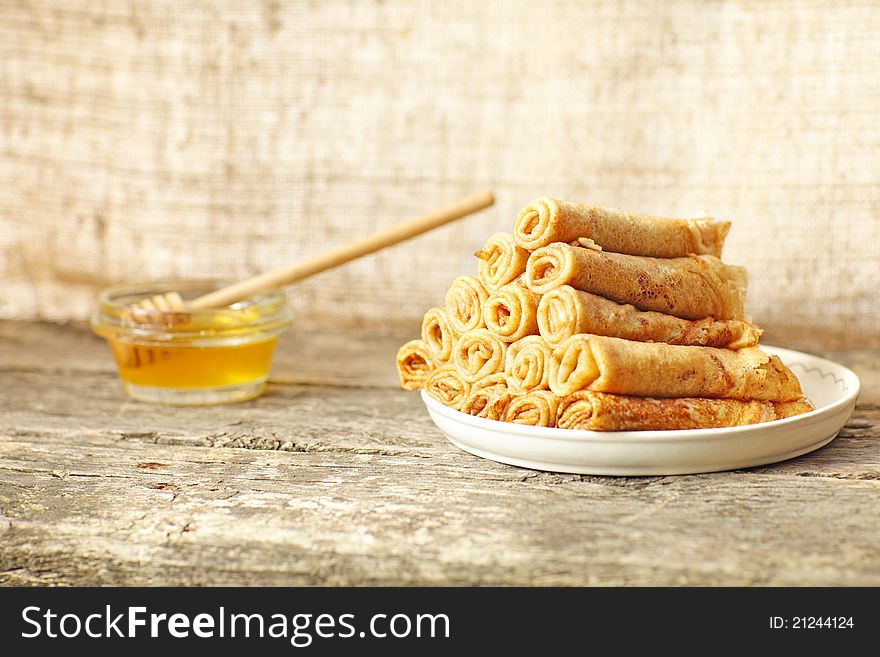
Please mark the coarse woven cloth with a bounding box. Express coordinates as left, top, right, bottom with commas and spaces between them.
1, 0, 878, 343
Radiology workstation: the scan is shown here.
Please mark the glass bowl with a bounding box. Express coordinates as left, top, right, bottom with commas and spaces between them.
91, 280, 293, 405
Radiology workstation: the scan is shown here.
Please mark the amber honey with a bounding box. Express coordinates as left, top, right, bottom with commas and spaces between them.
92, 281, 293, 405
109, 337, 277, 388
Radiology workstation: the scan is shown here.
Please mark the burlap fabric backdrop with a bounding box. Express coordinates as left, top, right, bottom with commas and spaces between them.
1, 1, 878, 343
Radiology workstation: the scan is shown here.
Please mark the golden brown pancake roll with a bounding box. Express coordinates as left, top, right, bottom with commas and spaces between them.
445, 276, 489, 333
526, 242, 747, 321
504, 390, 560, 427
453, 329, 508, 382
483, 282, 541, 343
556, 391, 812, 432
514, 196, 730, 257
537, 285, 761, 348
424, 365, 471, 410
773, 398, 816, 418
461, 388, 515, 420
470, 372, 509, 394
505, 335, 553, 392
395, 339, 434, 390
549, 334, 805, 401
420, 307, 458, 364
474, 233, 530, 291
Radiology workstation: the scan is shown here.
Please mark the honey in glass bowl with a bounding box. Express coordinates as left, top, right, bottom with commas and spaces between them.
91, 281, 293, 405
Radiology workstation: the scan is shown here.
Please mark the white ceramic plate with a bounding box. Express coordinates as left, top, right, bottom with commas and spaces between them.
421, 345, 860, 476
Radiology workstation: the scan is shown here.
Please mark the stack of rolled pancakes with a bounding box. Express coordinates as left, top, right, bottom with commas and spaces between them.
396, 197, 813, 431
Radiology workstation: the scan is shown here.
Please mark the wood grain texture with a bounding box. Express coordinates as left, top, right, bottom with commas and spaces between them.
2, 1, 880, 342
0, 321, 878, 586
0, 319, 402, 389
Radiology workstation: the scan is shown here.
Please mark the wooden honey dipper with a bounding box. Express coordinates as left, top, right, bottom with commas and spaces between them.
126, 191, 495, 322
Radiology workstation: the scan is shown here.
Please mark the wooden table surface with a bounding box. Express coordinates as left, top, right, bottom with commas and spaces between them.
0, 320, 878, 586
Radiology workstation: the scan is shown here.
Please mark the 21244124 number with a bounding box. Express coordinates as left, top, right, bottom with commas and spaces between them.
770, 616, 854, 629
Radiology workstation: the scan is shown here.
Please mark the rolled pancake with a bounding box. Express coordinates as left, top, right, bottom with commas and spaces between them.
556, 391, 812, 431
526, 242, 747, 321
483, 282, 541, 343
549, 334, 805, 401
445, 275, 489, 333
424, 365, 471, 410
504, 390, 560, 427
471, 372, 509, 394
395, 339, 434, 390
461, 388, 514, 421
421, 307, 458, 364
773, 398, 816, 418
537, 285, 761, 348
453, 329, 508, 382
505, 335, 553, 392
514, 196, 730, 256
475, 232, 530, 291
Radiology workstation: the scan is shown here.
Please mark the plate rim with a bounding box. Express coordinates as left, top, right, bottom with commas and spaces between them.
444, 433, 840, 476
420, 344, 861, 443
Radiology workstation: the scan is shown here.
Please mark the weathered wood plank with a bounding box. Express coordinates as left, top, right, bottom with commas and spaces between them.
1, 320, 878, 586
2, 434, 879, 586
1, 374, 878, 586
0, 370, 443, 456
0, 320, 403, 389
1, 368, 878, 477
